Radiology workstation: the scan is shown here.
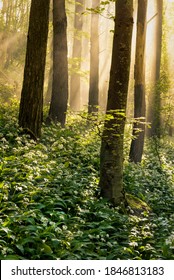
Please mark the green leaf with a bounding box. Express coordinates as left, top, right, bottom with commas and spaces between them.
41, 243, 53, 254
3, 255, 21, 260
16, 244, 24, 254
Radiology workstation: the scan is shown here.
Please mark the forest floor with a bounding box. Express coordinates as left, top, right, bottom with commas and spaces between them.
0, 102, 174, 260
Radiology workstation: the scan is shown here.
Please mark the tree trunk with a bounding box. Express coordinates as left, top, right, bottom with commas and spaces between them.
48, 0, 68, 126
19, 0, 50, 138
69, 0, 84, 111
129, 0, 148, 163
44, 37, 53, 105
45, 63, 53, 105
147, 0, 163, 137
88, 0, 99, 114
99, 0, 133, 206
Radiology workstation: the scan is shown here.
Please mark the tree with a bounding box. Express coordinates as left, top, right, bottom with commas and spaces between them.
129, 0, 148, 163
99, 0, 133, 206
69, 0, 84, 111
147, 0, 163, 137
88, 0, 100, 115
45, 59, 53, 105
19, 0, 50, 138
48, 0, 68, 126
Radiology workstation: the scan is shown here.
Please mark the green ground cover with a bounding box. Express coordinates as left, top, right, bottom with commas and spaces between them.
0, 103, 174, 259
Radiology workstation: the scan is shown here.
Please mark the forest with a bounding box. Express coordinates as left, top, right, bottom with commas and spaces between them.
0, 0, 174, 260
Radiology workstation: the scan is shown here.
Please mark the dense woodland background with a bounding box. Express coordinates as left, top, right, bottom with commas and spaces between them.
0, 0, 174, 260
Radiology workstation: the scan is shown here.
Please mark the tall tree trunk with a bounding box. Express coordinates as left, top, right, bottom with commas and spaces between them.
19, 0, 50, 138
147, 0, 163, 137
69, 0, 84, 111
45, 63, 53, 105
48, 0, 68, 126
99, 0, 133, 206
88, 0, 100, 114
129, 0, 148, 163
44, 37, 53, 105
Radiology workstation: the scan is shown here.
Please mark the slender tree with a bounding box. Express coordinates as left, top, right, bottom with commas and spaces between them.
99, 0, 133, 206
88, 0, 100, 114
69, 0, 84, 111
129, 0, 148, 163
45, 35, 53, 105
147, 0, 163, 137
19, 0, 50, 138
45, 62, 53, 105
48, 0, 68, 126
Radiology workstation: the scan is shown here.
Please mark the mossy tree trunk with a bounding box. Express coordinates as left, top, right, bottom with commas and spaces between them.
99, 0, 133, 206
48, 0, 68, 126
19, 0, 50, 138
129, 0, 148, 163
88, 0, 100, 115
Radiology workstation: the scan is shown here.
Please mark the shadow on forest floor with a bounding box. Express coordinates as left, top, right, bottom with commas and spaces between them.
0, 104, 174, 259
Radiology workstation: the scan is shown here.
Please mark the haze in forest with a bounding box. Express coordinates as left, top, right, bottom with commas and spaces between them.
13, 0, 172, 200
0, 0, 174, 110
1, 0, 174, 261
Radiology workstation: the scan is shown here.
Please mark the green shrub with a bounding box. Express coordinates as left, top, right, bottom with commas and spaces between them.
0, 103, 174, 259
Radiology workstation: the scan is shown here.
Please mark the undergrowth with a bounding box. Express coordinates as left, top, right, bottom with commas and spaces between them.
0, 102, 174, 259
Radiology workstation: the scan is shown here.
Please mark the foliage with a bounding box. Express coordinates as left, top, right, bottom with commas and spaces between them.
124, 139, 174, 259
0, 83, 15, 103
0, 103, 174, 259
84, 0, 115, 20
68, 57, 89, 82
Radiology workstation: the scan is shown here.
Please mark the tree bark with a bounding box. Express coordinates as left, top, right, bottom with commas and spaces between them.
48, 0, 68, 126
69, 0, 84, 111
99, 0, 133, 206
129, 0, 148, 163
19, 0, 50, 138
88, 0, 100, 114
